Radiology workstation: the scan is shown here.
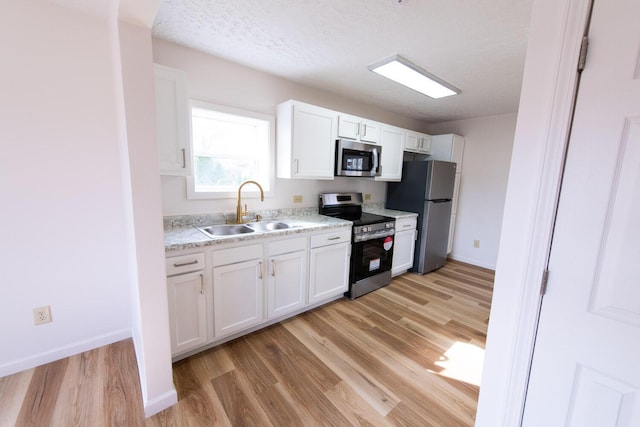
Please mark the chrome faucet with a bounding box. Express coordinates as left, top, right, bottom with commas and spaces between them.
236, 180, 264, 224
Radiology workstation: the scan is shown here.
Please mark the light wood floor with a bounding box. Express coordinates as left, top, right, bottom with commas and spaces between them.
0, 260, 493, 426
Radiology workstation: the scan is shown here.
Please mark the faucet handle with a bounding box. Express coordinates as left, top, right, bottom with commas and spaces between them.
255, 214, 262, 222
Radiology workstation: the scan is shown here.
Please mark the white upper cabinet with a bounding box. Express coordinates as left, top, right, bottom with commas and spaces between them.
277, 100, 337, 180
405, 130, 432, 154
375, 125, 406, 182
154, 64, 191, 176
338, 114, 381, 143
430, 134, 465, 167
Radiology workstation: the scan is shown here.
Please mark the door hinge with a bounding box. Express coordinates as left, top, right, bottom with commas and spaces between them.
578, 36, 589, 72
540, 269, 550, 295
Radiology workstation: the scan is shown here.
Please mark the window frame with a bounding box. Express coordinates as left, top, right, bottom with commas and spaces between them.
186, 100, 275, 200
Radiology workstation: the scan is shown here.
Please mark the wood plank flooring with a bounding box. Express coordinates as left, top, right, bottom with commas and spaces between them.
0, 260, 493, 426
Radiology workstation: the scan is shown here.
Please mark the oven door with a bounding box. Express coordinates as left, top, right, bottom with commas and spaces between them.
350, 234, 394, 283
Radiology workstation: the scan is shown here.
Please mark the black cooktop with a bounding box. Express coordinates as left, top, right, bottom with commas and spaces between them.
319, 205, 393, 226
351, 212, 393, 226
319, 192, 394, 226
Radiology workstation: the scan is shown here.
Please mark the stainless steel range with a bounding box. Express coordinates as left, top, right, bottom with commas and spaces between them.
319, 193, 395, 299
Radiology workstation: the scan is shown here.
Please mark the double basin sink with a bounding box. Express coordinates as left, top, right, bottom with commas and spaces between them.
197, 220, 293, 238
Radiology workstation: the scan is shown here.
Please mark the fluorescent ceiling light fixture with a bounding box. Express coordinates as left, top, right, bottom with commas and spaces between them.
368, 55, 460, 99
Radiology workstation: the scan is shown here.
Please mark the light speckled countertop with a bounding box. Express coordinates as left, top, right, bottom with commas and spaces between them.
164, 210, 350, 253
164, 205, 417, 253
363, 207, 419, 219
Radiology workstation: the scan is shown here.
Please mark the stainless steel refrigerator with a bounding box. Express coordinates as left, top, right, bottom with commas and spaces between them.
386, 160, 457, 274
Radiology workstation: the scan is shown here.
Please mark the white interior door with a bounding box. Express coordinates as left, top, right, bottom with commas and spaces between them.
523, 0, 640, 425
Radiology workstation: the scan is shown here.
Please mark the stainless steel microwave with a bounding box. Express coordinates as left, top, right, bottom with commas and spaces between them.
335, 139, 382, 177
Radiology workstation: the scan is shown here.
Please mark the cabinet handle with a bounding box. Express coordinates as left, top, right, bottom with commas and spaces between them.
173, 260, 198, 267
258, 262, 263, 279
294, 158, 299, 174
199, 274, 204, 295
328, 236, 341, 241
181, 148, 186, 168
403, 224, 413, 228
357, 122, 361, 136
271, 260, 276, 276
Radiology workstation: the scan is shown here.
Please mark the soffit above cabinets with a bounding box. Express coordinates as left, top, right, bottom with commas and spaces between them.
152, 0, 533, 123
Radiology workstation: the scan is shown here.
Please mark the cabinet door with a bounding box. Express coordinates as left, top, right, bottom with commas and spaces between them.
337, 114, 361, 140
308, 243, 350, 304
405, 131, 431, 154
360, 119, 381, 143
391, 229, 417, 276
405, 131, 420, 151
154, 64, 191, 176
290, 103, 337, 179
167, 271, 207, 355
213, 259, 264, 338
375, 125, 405, 182
267, 251, 307, 318
338, 115, 381, 143
418, 134, 432, 153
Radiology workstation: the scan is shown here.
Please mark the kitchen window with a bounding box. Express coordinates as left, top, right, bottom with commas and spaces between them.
186, 100, 274, 199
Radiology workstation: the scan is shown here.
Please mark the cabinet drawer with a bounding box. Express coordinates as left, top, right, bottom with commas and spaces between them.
310, 229, 351, 248
166, 253, 205, 276
212, 244, 263, 267
268, 236, 307, 256
395, 216, 417, 231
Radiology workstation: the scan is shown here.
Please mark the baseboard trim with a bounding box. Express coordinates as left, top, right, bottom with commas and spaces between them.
144, 389, 178, 418
0, 328, 131, 377
448, 254, 496, 270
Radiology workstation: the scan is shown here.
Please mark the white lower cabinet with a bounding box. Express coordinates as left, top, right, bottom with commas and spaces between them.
167, 227, 351, 359
391, 216, 418, 276
212, 244, 264, 338
166, 253, 207, 355
267, 237, 307, 318
308, 230, 351, 304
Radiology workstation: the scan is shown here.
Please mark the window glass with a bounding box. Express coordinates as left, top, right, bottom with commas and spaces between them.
188, 102, 274, 198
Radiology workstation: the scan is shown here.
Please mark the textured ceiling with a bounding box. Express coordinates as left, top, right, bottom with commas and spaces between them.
152, 0, 533, 123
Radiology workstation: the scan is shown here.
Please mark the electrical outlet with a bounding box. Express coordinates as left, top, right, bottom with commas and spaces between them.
473, 239, 480, 248
364, 193, 372, 201
293, 195, 303, 203
33, 306, 52, 325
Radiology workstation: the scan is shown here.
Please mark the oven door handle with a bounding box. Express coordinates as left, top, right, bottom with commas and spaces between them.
354, 229, 395, 242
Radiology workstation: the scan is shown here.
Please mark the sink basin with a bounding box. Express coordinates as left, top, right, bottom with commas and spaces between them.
198, 224, 255, 237
246, 221, 292, 232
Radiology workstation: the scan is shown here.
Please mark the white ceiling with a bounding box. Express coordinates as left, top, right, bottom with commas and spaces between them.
152, 0, 533, 124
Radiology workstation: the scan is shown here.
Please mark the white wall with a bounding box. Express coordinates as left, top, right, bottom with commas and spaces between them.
152, 39, 430, 216
430, 113, 517, 269
0, 2, 132, 375
116, 20, 177, 416
475, 0, 591, 425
